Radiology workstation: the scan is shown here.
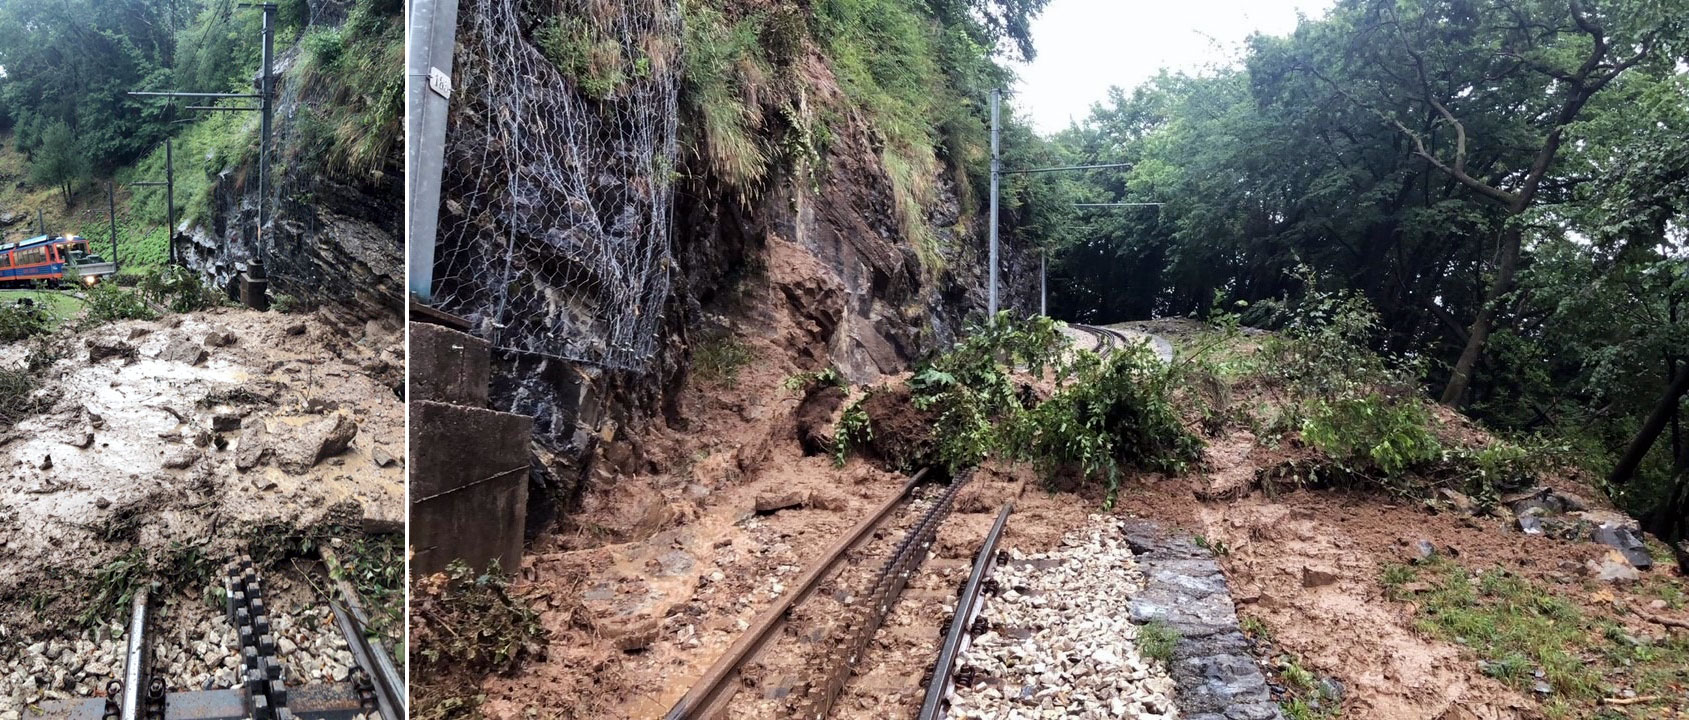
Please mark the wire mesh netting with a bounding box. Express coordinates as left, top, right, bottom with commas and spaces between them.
431, 0, 681, 371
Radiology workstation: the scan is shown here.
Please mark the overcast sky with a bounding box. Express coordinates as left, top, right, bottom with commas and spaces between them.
1008, 0, 1334, 134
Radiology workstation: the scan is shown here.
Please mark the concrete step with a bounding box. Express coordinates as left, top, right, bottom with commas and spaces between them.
409, 321, 491, 407
410, 399, 532, 576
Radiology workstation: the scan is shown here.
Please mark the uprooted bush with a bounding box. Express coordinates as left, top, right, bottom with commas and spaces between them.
82, 282, 157, 326
1205, 272, 1543, 501
0, 300, 51, 342
835, 312, 1202, 504
412, 560, 548, 720
137, 265, 222, 314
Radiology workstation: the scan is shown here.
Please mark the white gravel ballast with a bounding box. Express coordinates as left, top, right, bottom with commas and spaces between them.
946, 516, 1180, 720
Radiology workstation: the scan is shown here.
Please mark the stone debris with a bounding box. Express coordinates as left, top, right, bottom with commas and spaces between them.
948, 517, 1180, 719
1122, 521, 1283, 720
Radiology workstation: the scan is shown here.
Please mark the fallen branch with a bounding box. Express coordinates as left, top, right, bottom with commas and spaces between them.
1601, 696, 1661, 706
1633, 609, 1689, 630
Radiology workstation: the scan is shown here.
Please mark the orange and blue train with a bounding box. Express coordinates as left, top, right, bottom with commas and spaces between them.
0, 234, 117, 287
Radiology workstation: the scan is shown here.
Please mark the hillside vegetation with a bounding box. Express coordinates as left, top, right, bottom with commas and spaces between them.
0, 0, 401, 275
1029, 0, 1689, 548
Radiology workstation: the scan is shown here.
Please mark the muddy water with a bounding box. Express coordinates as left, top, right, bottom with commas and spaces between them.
0, 306, 403, 612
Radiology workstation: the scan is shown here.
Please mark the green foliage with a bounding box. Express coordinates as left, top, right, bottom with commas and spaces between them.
831, 313, 1199, 502
331, 533, 405, 652
679, 1, 774, 189
76, 549, 150, 628
0, 362, 45, 429
0, 300, 51, 342
412, 560, 548, 720
536, 15, 629, 100
1008, 344, 1202, 502
1032, 0, 1689, 535
834, 397, 872, 466
81, 283, 157, 326
693, 334, 755, 387
30, 121, 89, 201
1136, 620, 1179, 664
782, 366, 846, 393
1300, 393, 1441, 480
292, 0, 404, 175
138, 265, 221, 313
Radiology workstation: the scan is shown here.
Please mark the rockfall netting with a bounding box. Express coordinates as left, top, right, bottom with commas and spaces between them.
431, 0, 680, 371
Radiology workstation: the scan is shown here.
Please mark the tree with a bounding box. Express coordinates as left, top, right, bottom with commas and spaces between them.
30, 121, 87, 203
1293, 0, 1675, 406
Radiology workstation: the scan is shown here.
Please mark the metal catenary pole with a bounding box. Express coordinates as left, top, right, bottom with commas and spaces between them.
255, 2, 274, 278
128, 2, 272, 276
988, 88, 1001, 316
132, 139, 178, 265
108, 182, 119, 272
405, 0, 461, 303
1040, 248, 1047, 316
166, 139, 175, 265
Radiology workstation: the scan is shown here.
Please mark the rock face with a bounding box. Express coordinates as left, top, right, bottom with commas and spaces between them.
423, 4, 1037, 527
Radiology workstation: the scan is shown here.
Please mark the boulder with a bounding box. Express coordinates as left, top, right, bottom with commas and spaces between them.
1587, 549, 1642, 583
274, 413, 358, 474
235, 422, 270, 471
160, 336, 207, 366
1591, 524, 1653, 570
87, 340, 136, 363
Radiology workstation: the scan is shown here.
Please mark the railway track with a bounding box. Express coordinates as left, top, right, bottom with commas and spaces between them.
35, 550, 403, 720
919, 503, 1014, 720
665, 468, 976, 720
1071, 323, 1135, 354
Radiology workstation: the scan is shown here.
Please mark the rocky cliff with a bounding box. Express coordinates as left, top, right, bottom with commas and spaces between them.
428, 0, 1038, 531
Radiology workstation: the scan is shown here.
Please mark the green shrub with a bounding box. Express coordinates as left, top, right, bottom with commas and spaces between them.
82, 283, 157, 326
535, 15, 628, 100
1300, 393, 1442, 480
138, 266, 221, 313
1137, 620, 1180, 663
0, 301, 51, 342
412, 560, 547, 720
693, 334, 754, 387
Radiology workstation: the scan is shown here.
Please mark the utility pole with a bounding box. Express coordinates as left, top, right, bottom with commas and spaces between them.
406, 0, 461, 303
988, 88, 1001, 316
165, 140, 175, 265
108, 182, 119, 272
254, 1, 274, 280
133, 139, 177, 265
1040, 249, 1047, 317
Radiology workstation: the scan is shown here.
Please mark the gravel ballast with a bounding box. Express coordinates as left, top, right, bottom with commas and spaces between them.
947, 516, 1181, 719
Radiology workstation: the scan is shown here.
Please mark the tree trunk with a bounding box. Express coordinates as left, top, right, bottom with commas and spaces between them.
1439, 225, 1522, 405
1609, 361, 1689, 487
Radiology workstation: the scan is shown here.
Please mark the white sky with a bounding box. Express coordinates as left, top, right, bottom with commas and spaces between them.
1009, 0, 1335, 134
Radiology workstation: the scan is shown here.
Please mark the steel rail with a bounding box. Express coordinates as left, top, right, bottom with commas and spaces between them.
319, 547, 406, 720
918, 502, 1013, 720
663, 468, 931, 720
798, 473, 971, 719
120, 585, 153, 720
